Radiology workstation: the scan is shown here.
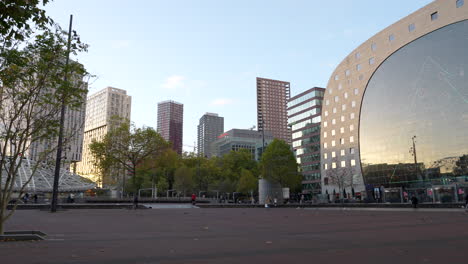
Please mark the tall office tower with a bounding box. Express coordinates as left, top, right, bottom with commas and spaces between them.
157, 100, 184, 155
197, 113, 224, 158
27, 82, 88, 172
76, 87, 132, 183
256, 77, 291, 144
287, 87, 325, 196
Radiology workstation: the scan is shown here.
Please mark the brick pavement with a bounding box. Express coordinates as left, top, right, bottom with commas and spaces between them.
1, 208, 468, 264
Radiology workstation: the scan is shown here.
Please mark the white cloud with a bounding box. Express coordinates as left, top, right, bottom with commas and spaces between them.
211, 98, 233, 106
162, 75, 185, 90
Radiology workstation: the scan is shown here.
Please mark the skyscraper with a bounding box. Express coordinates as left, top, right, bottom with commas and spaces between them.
256, 77, 291, 144
197, 113, 224, 158
76, 87, 132, 183
287, 87, 325, 195
157, 100, 184, 155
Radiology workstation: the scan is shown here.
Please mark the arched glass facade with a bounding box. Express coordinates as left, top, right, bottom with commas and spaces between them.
360, 20, 468, 191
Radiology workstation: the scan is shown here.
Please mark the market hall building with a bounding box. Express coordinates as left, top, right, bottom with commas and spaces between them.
320, 0, 468, 203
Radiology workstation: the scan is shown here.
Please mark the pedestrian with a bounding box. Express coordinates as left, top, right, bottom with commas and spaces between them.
33, 194, 38, 204
191, 193, 196, 205
23, 193, 29, 204
411, 196, 418, 209
273, 197, 278, 207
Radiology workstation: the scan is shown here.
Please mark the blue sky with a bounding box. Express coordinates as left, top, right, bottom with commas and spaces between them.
44, 0, 432, 151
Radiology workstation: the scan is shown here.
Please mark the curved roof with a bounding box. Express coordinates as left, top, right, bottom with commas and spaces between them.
2, 158, 95, 193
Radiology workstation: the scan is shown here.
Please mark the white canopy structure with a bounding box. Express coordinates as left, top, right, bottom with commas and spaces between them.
2, 158, 95, 193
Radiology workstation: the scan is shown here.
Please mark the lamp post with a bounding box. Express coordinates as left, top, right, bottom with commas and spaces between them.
51, 15, 74, 213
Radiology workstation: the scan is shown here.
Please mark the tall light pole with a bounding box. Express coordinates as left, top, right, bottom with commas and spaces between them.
51, 15, 74, 213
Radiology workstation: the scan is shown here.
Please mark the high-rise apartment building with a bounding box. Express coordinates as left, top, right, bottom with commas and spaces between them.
256, 77, 291, 144
287, 87, 325, 195
27, 82, 88, 171
157, 100, 183, 155
197, 113, 224, 158
76, 87, 132, 183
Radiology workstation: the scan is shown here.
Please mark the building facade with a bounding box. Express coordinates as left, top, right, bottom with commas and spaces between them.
27, 82, 88, 171
157, 100, 184, 155
197, 113, 224, 158
210, 129, 273, 161
321, 0, 468, 203
287, 87, 325, 195
256, 77, 291, 144
76, 87, 132, 183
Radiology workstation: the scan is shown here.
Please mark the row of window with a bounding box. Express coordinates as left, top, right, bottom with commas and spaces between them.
323, 115, 356, 128
325, 88, 359, 105
288, 107, 321, 125
287, 90, 324, 108
291, 116, 321, 131
287, 99, 322, 116
323, 159, 357, 170
333, 1, 464, 83
323, 125, 355, 138
323, 136, 354, 149
324, 101, 357, 116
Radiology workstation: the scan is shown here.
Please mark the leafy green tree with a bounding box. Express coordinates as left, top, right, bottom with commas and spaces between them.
237, 169, 257, 194
0, 23, 89, 233
174, 166, 193, 197
89, 123, 170, 196
259, 139, 301, 189
155, 148, 180, 190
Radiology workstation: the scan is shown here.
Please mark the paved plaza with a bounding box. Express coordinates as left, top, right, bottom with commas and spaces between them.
1, 207, 468, 263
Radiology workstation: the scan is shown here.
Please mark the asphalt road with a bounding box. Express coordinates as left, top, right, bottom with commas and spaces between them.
1, 208, 468, 264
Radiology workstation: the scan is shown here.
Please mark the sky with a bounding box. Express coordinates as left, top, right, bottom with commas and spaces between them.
44, 0, 433, 152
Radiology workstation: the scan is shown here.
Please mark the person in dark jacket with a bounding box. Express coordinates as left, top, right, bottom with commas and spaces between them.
411, 196, 418, 208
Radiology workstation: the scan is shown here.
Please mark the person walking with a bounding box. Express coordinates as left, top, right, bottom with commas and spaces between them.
411, 195, 418, 209
33, 194, 38, 204
464, 193, 468, 211
191, 193, 196, 205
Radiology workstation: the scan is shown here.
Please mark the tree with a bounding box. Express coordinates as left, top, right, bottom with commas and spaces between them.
89, 122, 170, 197
259, 139, 301, 189
237, 169, 257, 195
0, 26, 89, 234
325, 158, 355, 201
173, 166, 193, 197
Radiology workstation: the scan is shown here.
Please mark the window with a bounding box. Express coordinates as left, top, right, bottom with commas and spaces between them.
332, 162, 337, 169
332, 140, 336, 147
344, 92, 348, 99
354, 88, 359, 95
340, 138, 345, 145
324, 110, 328, 117
350, 113, 355, 119
340, 149, 345, 156
371, 43, 377, 51
324, 142, 328, 149
351, 101, 356, 108
335, 75, 339, 81
389, 34, 395, 42
342, 104, 347, 111
332, 151, 336, 158
324, 153, 328, 159
324, 121, 328, 127
369, 57, 375, 65
408, 23, 415, 32
355, 52, 361, 59
326, 100, 329, 105
350, 136, 354, 143
356, 64, 362, 71
358, 75, 363, 81
431, 12, 438, 21
334, 96, 339, 102
331, 130, 335, 136
324, 132, 327, 138
350, 124, 354, 131
341, 161, 346, 167
324, 163, 328, 170
338, 83, 343, 90
351, 159, 356, 166
332, 119, 336, 125
333, 107, 337, 113
457, 0, 464, 8
349, 148, 355, 154
345, 69, 350, 76
341, 115, 345, 122
328, 88, 333, 94
340, 127, 345, 133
